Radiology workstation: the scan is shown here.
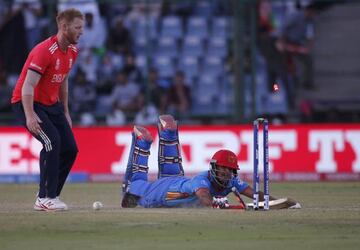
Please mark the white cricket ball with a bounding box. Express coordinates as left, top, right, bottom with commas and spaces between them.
92, 201, 103, 210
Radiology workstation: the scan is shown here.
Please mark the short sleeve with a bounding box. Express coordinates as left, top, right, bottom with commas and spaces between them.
190, 175, 211, 193
28, 46, 51, 75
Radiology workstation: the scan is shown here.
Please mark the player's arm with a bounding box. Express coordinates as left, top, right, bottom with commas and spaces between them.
21, 70, 42, 135
195, 188, 213, 207
59, 75, 72, 127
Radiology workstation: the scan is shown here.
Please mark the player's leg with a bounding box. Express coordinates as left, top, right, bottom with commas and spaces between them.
57, 146, 77, 196
13, 103, 60, 198
157, 114, 184, 178
51, 111, 78, 197
12, 103, 67, 211
33, 112, 62, 200
38, 148, 47, 198
122, 126, 153, 207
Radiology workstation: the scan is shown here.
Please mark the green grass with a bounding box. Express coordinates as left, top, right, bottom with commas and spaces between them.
0, 182, 359, 250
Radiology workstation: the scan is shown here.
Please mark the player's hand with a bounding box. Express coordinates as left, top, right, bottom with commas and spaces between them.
26, 113, 42, 135
212, 196, 229, 209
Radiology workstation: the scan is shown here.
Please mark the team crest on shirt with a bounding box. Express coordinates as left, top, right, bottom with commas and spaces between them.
69, 58, 73, 69
55, 58, 60, 70
236, 179, 244, 186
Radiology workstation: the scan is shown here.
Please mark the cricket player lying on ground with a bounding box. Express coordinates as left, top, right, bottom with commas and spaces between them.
121, 115, 301, 209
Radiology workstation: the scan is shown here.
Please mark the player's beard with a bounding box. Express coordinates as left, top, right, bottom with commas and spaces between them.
64, 30, 78, 45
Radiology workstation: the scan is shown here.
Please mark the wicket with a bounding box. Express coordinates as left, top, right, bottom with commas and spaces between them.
253, 118, 270, 210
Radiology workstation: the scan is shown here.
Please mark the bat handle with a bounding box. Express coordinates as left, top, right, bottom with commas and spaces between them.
231, 187, 247, 209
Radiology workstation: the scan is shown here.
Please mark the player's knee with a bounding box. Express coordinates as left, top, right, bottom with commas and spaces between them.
42, 132, 61, 152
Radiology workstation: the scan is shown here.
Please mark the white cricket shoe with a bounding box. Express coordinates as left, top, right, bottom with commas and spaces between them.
55, 197, 68, 210
34, 197, 48, 211
34, 197, 68, 211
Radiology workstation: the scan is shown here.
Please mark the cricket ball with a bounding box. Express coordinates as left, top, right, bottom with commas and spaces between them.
92, 201, 103, 210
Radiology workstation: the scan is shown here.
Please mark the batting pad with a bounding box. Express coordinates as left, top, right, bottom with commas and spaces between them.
158, 129, 184, 178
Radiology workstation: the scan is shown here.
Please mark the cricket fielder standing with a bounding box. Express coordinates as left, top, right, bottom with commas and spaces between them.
11, 8, 84, 211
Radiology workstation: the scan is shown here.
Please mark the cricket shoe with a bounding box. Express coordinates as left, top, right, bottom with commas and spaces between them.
34, 197, 48, 211
34, 197, 68, 211
121, 193, 140, 208
158, 115, 177, 131
55, 197, 68, 210
133, 126, 153, 142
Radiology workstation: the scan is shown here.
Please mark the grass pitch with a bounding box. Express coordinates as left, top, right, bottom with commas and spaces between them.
0, 182, 359, 250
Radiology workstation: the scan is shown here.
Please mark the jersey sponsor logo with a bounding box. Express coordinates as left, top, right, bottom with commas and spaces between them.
51, 74, 66, 83
55, 58, 60, 70
30, 62, 42, 71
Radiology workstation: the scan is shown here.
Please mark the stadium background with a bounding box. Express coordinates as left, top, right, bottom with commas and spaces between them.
1, 0, 360, 183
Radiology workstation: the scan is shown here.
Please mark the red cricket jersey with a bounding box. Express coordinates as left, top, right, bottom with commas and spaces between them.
11, 35, 78, 105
